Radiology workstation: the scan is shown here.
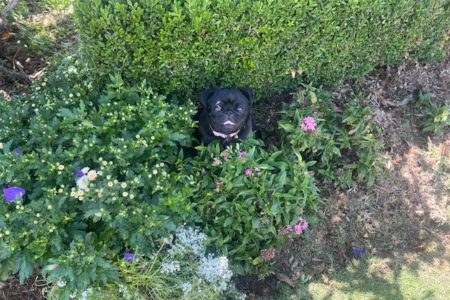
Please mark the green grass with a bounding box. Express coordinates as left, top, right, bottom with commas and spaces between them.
264, 239, 450, 300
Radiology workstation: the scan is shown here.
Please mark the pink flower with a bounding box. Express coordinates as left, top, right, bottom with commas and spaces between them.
245, 168, 253, 176
212, 157, 222, 166
261, 248, 276, 261
239, 151, 247, 157
300, 116, 317, 131
293, 218, 309, 235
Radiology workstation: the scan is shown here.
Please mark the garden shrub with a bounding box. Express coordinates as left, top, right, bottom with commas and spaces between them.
279, 87, 384, 188
188, 140, 318, 275
0, 55, 199, 292
74, 0, 450, 99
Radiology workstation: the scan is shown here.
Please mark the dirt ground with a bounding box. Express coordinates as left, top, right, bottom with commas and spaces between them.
248, 58, 450, 298
0, 1, 76, 99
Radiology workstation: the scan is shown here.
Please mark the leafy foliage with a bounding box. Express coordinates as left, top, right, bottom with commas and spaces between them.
416, 93, 450, 134
46, 226, 245, 300
74, 0, 450, 99
279, 87, 384, 188
0, 55, 198, 291
188, 140, 318, 274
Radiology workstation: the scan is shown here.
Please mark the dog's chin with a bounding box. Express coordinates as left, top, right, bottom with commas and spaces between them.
212, 123, 241, 134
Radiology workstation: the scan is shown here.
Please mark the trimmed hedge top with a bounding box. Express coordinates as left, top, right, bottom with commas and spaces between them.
75, 0, 449, 99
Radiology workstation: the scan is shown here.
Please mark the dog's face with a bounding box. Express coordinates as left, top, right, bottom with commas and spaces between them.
200, 87, 253, 134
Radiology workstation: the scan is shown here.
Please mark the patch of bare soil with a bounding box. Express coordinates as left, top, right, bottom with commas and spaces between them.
0, 273, 45, 300
272, 58, 450, 293
0, 4, 77, 97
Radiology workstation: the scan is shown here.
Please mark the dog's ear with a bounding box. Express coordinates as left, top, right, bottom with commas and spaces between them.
200, 88, 217, 108
237, 87, 254, 105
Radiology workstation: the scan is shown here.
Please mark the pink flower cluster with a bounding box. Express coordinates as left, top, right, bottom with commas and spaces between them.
278, 218, 309, 235
300, 116, 317, 132
245, 167, 261, 176
260, 248, 276, 261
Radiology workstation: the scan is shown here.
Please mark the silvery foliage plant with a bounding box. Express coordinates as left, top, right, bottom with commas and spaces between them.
163, 226, 245, 299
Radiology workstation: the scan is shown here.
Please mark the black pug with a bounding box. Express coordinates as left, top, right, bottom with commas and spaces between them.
196, 87, 257, 147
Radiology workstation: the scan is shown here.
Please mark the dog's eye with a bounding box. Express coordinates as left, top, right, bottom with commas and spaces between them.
214, 104, 222, 112
237, 105, 244, 112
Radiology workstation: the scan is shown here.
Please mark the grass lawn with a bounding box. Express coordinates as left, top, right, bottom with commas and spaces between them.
265, 225, 450, 300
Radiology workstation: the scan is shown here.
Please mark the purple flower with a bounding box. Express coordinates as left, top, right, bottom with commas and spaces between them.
123, 252, 135, 263
352, 247, 365, 258
74, 168, 84, 178
300, 116, 317, 132
12, 148, 23, 155
3, 186, 26, 202
245, 168, 253, 176
239, 151, 248, 157
254, 167, 261, 173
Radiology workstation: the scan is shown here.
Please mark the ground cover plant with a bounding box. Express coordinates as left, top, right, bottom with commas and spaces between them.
0, 55, 200, 295
279, 87, 384, 188
46, 226, 246, 300
190, 140, 318, 275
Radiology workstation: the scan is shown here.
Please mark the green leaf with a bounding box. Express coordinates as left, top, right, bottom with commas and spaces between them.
252, 217, 260, 229
18, 256, 34, 284
223, 217, 233, 227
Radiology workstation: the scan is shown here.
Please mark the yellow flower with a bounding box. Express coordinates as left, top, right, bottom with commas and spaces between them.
87, 170, 97, 181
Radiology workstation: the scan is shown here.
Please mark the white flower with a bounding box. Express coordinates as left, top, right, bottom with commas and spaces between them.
169, 226, 207, 256
79, 287, 92, 300
181, 282, 192, 294
67, 66, 78, 74
197, 255, 233, 292
56, 280, 66, 287
81, 167, 90, 174
160, 260, 180, 274
76, 175, 89, 190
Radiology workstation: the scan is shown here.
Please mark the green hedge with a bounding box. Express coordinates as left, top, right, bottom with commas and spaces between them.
75, 0, 449, 99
